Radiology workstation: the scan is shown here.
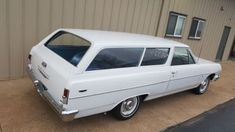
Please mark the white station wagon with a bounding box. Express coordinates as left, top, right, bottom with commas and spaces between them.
27, 29, 221, 121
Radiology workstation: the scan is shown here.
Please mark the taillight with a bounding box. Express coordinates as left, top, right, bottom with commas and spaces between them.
28, 54, 32, 64
62, 88, 69, 104
63, 89, 69, 97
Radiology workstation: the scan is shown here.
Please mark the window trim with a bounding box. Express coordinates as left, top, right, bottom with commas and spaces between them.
138, 48, 146, 66
165, 12, 187, 38
188, 17, 206, 40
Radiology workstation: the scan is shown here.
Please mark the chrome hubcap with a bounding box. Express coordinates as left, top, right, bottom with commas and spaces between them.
121, 97, 138, 116
125, 100, 134, 110
200, 79, 208, 92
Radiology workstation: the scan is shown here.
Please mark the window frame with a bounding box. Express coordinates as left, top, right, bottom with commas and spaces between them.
85, 47, 173, 72
165, 12, 187, 38
188, 17, 206, 40
170, 47, 196, 66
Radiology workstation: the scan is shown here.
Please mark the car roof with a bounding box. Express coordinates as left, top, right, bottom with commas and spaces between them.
61, 28, 188, 48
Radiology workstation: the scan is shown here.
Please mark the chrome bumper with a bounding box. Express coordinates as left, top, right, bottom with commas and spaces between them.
26, 65, 78, 121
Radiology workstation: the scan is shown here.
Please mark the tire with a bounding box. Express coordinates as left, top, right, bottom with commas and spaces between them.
111, 96, 141, 120
194, 77, 210, 95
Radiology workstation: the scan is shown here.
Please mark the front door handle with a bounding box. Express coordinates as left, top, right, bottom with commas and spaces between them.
171, 71, 177, 77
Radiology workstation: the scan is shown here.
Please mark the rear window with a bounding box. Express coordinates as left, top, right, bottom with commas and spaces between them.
87, 48, 144, 71
141, 48, 170, 66
45, 31, 91, 66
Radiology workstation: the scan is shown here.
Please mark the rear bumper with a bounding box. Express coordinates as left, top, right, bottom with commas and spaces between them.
26, 65, 78, 121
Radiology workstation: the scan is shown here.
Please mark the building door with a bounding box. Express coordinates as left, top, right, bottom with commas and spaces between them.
229, 37, 235, 60
216, 26, 231, 61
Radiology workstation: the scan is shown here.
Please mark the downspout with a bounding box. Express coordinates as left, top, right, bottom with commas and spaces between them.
155, 0, 165, 36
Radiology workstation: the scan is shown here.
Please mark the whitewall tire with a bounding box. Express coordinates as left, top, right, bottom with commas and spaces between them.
194, 77, 210, 94
111, 96, 141, 120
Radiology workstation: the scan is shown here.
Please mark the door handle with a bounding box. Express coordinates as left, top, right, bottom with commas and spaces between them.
171, 71, 177, 77
79, 89, 87, 93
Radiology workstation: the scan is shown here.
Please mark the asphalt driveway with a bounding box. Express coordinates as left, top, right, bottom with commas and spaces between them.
165, 98, 235, 132
0, 61, 235, 132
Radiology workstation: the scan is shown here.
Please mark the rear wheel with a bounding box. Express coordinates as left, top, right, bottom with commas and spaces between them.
111, 96, 140, 120
194, 77, 210, 94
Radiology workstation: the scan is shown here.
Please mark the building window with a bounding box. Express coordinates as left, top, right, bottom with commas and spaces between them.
189, 18, 205, 39
166, 12, 186, 38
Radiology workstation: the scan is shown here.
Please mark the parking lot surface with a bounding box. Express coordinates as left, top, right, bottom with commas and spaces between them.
165, 98, 235, 132
0, 61, 235, 132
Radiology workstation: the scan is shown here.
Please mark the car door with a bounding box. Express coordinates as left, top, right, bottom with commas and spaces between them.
167, 47, 201, 92
139, 48, 172, 99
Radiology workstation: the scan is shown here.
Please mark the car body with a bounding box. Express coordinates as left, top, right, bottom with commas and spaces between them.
27, 29, 221, 121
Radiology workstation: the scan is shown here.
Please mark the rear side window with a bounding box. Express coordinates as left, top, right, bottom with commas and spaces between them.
141, 48, 170, 66
171, 47, 195, 66
87, 48, 144, 71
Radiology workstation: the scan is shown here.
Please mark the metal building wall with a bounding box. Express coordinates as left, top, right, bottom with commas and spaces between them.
0, 0, 163, 79
0, 0, 235, 80
157, 0, 235, 61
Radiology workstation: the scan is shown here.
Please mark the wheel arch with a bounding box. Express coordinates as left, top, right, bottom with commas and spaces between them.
111, 93, 150, 110
208, 73, 216, 80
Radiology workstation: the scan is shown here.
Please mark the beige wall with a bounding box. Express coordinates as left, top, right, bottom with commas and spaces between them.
0, 0, 235, 80
0, 0, 163, 79
157, 0, 235, 61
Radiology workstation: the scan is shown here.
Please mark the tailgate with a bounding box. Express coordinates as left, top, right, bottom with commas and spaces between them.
30, 45, 75, 103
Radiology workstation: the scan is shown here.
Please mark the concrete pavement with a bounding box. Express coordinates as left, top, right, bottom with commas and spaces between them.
0, 61, 235, 132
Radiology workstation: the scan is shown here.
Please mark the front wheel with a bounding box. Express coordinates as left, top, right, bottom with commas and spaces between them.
194, 77, 210, 94
111, 96, 141, 120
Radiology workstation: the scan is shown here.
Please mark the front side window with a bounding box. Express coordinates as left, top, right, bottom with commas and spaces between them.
141, 48, 170, 66
171, 48, 195, 66
166, 12, 186, 37
87, 48, 144, 71
189, 18, 205, 39
45, 31, 91, 66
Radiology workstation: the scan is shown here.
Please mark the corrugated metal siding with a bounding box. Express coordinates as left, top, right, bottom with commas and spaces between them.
0, 0, 162, 79
157, 0, 235, 61
0, 0, 9, 79
0, 0, 235, 80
